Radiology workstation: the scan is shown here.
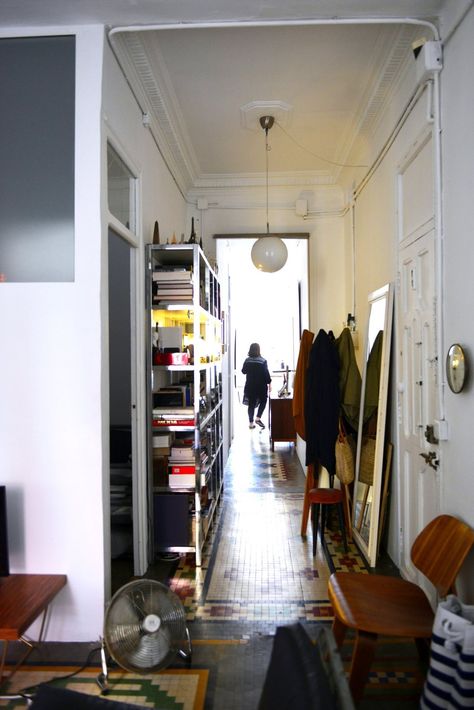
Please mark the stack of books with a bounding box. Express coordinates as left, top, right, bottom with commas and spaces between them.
153, 268, 193, 303
168, 442, 195, 487
152, 407, 195, 427
152, 432, 172, 457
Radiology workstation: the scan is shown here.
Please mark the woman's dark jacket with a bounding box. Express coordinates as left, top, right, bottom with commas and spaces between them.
242, 356, 272, 405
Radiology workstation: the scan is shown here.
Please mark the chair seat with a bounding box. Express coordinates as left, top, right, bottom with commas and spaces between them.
308, 488, 344, 504
328, 572, 434, 638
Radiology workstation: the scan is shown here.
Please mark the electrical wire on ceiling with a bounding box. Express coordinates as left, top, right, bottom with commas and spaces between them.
275, 120, 369, 169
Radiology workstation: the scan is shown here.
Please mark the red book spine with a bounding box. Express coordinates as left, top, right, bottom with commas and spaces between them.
170, 465, 196, 475
153, 419, 195, 427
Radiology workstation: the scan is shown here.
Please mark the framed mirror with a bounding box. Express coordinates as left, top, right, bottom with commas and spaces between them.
352, 283, 394, 566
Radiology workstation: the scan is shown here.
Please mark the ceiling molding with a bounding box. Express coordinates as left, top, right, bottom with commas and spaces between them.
187, 182, 345, 212
331, 24, 419, 180
358, 24, 419, 137
192, 170, 334, 190
112, 22, 423, 195
114, 31, 199, 193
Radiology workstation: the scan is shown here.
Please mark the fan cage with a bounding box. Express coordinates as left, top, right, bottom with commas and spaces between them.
104, 579, 188, 673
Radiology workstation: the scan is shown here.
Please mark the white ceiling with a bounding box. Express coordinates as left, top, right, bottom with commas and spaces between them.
1, 0, 449, 193
0, 0, 445, 28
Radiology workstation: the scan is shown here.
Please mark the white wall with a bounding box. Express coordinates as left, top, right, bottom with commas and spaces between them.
346, 66, 437, 564
0, 25, 188, 643
343, 8, 474, 586
0, 25, 106, 640
440, 7, 474, 594
101, 39, 188, 587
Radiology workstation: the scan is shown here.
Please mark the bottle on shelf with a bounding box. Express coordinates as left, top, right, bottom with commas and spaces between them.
188, 217, 197, 244
153, 220, 160, 245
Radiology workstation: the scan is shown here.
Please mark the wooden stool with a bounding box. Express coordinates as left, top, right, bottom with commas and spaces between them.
309, 488, 348, 556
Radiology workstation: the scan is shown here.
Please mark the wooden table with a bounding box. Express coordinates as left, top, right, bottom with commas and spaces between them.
0, 574, 67, 683
269, 397, 297, 450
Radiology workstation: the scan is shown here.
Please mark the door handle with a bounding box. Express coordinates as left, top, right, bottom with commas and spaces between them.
424, 424, 439, 445
420, 451, 439, 470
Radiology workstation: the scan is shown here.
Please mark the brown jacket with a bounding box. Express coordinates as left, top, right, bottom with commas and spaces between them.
292, 329, 314, 440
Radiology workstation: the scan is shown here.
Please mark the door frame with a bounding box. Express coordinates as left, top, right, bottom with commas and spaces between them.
395, 125, 441, 590
105, 131, 148, 601
215, 236, 309, 453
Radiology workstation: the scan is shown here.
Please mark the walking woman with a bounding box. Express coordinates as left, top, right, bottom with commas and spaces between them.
242, 343, 272, 429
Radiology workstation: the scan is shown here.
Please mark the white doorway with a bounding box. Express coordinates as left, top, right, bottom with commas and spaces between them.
216, 237, 309, 446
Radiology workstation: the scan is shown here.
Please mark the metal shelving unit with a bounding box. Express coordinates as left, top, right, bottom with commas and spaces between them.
146, 244, 224, 566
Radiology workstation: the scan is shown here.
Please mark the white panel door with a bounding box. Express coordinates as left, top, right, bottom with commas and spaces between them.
398, 230, 440, 601
397, 128, 440, 604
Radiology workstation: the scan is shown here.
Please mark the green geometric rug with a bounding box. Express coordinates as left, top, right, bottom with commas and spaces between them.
0, 667, 208, 709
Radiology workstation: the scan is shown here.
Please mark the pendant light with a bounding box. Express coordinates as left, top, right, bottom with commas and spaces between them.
251, 116, 288, 273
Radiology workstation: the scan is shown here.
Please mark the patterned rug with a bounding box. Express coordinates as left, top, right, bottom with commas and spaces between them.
0, 667, 208, 709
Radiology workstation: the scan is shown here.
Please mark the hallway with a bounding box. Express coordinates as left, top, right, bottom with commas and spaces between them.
1, 414, 425, 709
170, 415, 365, 628
164, 414, 425, 708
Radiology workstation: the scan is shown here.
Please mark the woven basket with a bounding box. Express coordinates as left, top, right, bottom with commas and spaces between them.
359, 436, 376, 485
335, 428, 355, 485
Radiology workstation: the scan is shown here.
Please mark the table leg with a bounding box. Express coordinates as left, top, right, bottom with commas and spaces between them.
301, 463, 316, 537
0, 640, 8, 686
0, 605, 50, 687
342, 484, 353, 541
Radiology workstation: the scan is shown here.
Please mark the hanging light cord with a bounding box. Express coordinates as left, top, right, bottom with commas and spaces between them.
265, 125, 270, 233
275, 120, 368, 169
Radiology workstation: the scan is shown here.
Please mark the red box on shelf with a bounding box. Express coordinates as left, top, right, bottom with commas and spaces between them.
154, 352, 189, 365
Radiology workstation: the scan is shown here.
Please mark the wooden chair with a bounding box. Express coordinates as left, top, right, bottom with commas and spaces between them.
328, 514, 474, 705
309, 487, 348, 556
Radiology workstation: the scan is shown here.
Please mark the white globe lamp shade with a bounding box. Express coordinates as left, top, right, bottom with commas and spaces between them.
251, 236, 288, 273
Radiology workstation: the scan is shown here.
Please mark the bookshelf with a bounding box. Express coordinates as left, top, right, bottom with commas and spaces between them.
146, 244, 224, 566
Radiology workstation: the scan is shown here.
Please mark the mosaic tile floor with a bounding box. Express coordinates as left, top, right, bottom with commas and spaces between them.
169, 418, 367, 627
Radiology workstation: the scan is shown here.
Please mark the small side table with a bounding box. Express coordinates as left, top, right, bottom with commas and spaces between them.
0, 573, 67, 684
269, 397, 297, 450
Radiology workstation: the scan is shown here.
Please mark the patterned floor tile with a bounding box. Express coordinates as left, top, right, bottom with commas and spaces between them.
169, 425, 367, 626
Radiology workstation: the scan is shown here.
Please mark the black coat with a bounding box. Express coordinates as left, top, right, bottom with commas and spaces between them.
242, 356, 271, 405
304, 329, 340, 474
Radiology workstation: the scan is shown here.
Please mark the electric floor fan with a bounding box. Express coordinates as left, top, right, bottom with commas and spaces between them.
98, 579, 191, 690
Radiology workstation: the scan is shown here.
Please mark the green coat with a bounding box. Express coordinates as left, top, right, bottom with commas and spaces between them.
335, 328, 361, 430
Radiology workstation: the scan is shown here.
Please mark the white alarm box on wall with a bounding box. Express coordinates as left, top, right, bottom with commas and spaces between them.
415, 40, 443, 85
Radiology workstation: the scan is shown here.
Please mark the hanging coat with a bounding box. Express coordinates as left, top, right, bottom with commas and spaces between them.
335, 327, 362, 431
292, 329, 315, 440
304, 329, 340, 474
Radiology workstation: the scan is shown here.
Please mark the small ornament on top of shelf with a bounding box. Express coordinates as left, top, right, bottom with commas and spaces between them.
171, 231, 177, 244
180, 233, 185, 243
188, 217, 197, 244
152, 220, 160, 244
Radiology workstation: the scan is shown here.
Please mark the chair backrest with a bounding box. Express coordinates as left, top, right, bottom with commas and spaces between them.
411, 514, 474, 597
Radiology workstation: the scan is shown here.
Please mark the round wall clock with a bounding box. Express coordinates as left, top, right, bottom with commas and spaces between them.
446, 344, 467, 393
